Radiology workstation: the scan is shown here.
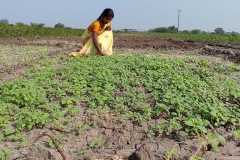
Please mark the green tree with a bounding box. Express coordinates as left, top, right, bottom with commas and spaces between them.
191, 29, 202, 34
0, 19, 9, 24
167, 26, 178, 32
150, 27, 168, 33
54, 23, 65, 28
150, 26, 178, 33
16, 22, 26, 26
182, 30, 190, 33
231, 31, 239, 36
214, 28, 225, 34
30, 22, 45, 28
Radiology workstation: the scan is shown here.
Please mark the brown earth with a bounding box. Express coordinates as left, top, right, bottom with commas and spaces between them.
1, 34, 240, 62
1, 34, 240, 83
114, 35, 202, 50
1, 35, 240, 160
0, 34, 202, 51
6, 107, 240, 160
0, 35, 203, 82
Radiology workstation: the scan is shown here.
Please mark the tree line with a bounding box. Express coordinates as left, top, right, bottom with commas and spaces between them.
0, 19, 69, 29
149, 26, 239, 35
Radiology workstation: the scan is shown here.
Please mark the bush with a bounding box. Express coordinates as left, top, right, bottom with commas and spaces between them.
54, 23, 65, 28
0, 23, 84, 37
150, 26, 178, 33
0, 19, 9, 24
30, 22, 45, 28
191, 29, 202, 34
214, 28, 225, 34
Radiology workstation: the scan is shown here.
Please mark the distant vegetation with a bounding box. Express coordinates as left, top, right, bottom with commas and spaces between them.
149, 26, 179, 33
0, 19, 240, 43
149, 26, 239, 35
0, 19, 9, 25
0, 20, 84, 37
149, 26, 240, 43
54, 23, 65, 29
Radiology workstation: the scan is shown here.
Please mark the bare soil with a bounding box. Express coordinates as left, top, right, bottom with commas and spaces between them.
1, 35, 240, 160
1, 34, 240, 61
7, 107, 240, 160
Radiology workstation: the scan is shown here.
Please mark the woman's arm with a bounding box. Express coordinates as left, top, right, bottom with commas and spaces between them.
105, 26, 112, 31
91, 32, 103, 55
105, 23, 112, 31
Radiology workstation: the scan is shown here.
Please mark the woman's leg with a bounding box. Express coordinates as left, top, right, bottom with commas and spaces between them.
97, 31, 113, 56
70, 31, 113, 57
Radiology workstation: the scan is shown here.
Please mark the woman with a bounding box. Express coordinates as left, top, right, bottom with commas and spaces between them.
70, 8, 114, 56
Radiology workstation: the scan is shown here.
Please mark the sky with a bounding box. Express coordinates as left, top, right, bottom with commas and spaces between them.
0, 0, 240, 32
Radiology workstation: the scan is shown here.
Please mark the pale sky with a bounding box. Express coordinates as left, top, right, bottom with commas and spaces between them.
0, 0, 240, 32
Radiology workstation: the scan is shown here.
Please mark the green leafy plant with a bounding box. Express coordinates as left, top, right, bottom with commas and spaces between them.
0, 81, 47, 107
233, 129, 240, 140
74, 122, 91, 135
0, 149, 10, 160
88, 137, 105, 150
206, 132, 226, 152
184, 117, 209, 135
190, 155, 204, 160
164, 145, 178, 160
0, 54, 240, 141
15, 108, 50, 130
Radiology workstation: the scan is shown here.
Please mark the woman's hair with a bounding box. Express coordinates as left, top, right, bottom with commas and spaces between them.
98, 8, 114, 20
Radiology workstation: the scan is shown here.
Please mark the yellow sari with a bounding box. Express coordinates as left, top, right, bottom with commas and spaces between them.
70, 23, 113, 56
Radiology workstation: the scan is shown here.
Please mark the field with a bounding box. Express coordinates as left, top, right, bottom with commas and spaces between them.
0, 32, 240, 160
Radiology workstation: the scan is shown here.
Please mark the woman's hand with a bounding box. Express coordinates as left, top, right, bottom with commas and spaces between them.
97, 52, 104, 56
91, 32, 104, 55
105, 26, 112, 31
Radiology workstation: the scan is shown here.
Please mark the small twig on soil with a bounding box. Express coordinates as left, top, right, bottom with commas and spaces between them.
190, 137, 208, 159
101, 126, 122, 130
32, 132, 70, 160
207, 43, 240, 50
12, 155, 26, 160
131, 143, 154, 160
48, 126, 71, 134
3, 131, 17, 137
